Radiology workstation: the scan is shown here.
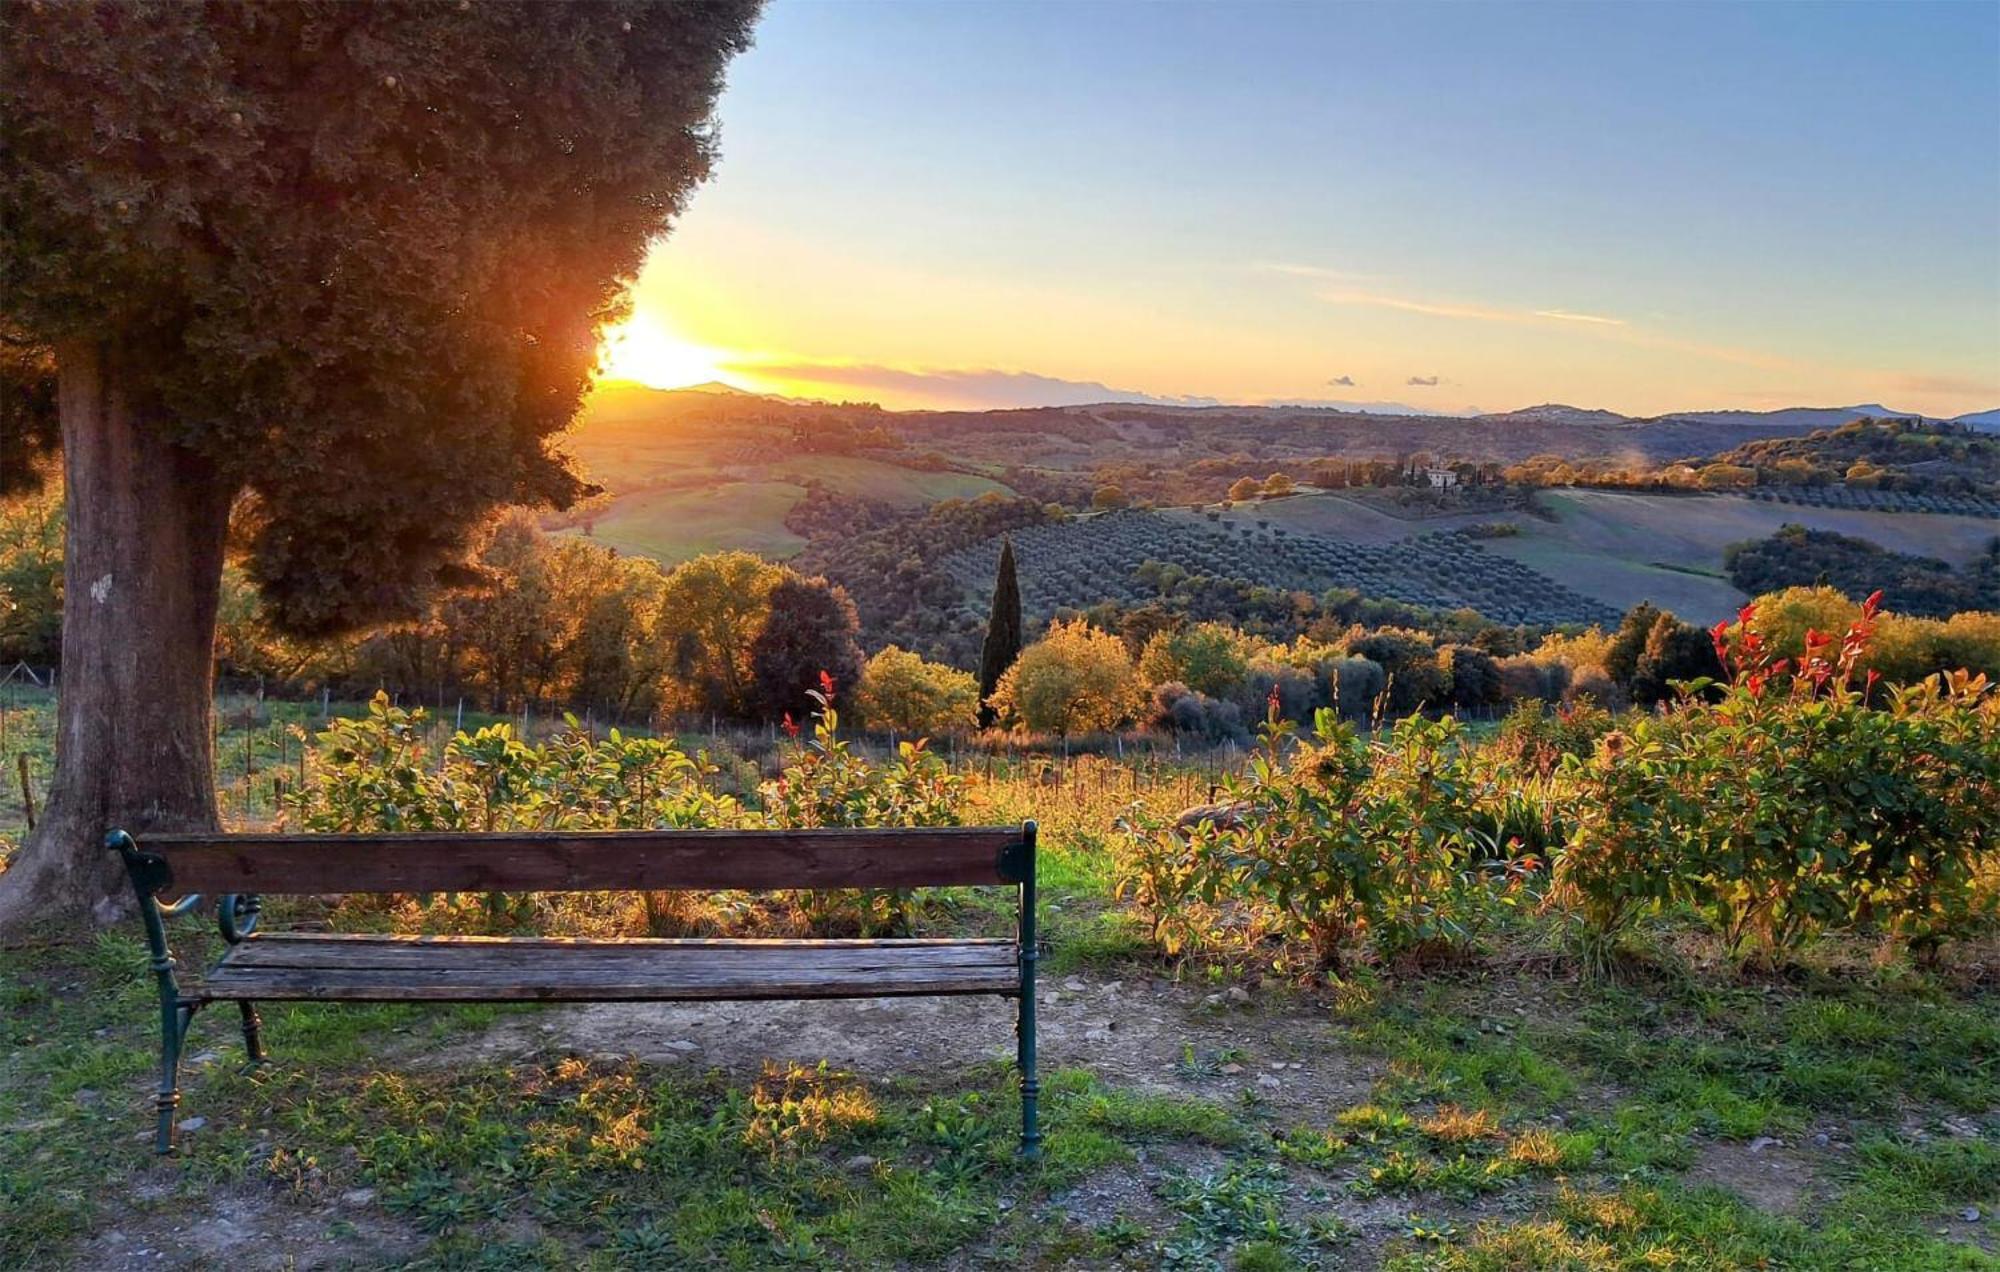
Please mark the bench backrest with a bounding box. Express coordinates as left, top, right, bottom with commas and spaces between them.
136, 826, 1034, 902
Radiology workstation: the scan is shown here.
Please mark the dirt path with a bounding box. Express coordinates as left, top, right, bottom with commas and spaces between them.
421, 974, 1379, 1119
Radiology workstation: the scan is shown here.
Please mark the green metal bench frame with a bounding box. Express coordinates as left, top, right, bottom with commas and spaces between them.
110, 822, 1039, 1158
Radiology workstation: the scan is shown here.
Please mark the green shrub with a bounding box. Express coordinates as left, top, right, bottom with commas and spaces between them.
1557, 594, 2000, 965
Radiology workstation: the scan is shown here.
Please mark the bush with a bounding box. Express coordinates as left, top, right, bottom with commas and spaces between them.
1136, 621, 1253, 698
857, 645, 980, 736
990, 618, 1144, 737
761, 680, 963, 934
1148, 681, 1246, 742
1117, 705, 1536, 974
1440, 644, 1503, 708
1326, 655, 1386, 719
1232, 657, 1323, 724
1496, 653, 1569, 703
1349, 628, 1450, 714
1558, 594, 2000, 964
1491, 698, 1614, 779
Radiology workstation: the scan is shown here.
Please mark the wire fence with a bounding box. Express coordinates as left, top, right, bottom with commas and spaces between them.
1, 670, 1512, 839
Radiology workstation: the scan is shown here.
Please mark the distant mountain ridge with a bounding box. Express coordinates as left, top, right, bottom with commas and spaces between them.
1475, 404, 1629, 427
589, 378, 1998, 435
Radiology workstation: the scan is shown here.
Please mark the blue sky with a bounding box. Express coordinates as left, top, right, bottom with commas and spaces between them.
609, 0, 2000, 415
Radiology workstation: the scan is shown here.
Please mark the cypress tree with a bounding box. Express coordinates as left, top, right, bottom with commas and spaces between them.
977, 540, 1023, 727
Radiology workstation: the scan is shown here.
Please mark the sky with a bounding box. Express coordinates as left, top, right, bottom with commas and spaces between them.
601, 0, 2000, 417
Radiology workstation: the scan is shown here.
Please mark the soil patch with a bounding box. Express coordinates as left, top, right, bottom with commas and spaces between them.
419, 975, 1380, 1117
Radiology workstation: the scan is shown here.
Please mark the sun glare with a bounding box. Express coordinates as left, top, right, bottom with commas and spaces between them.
598, 315, 737, 390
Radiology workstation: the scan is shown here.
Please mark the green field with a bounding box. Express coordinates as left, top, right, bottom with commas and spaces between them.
564, 391, 1017, 567
768, 455, 1011, 506
575, 480, 812, 563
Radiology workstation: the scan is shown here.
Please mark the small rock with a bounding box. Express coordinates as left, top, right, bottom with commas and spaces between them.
7, 1117, 63, 1133
1813, 1132, 1830, 1147
1203, 993, 1223, 1006
1256, 1075, 1281, 1089
1063, 977, 1086, 992
178, 1117, 207, 1133
1220, 1063, 1244, 1075
1268, 1062, 1286, 1071
187, 1050, 220, 1067
998, 1197, 1015, 1210
665, 1039, 699, 1053
1748, 1136, 1779, 1154
340, 1188, 377, 1208
844, 1155, 878, 1172
1224, 985, 1251, 1005
1964, 1207, 1982, 1223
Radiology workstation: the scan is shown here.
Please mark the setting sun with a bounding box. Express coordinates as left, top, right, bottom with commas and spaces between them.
597, 313, 737, 390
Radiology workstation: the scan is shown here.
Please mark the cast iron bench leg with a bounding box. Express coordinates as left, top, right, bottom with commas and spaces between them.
238, 1001, 265, 1065
1017, 820, 1041, 1161
157, 1001, 197, 1156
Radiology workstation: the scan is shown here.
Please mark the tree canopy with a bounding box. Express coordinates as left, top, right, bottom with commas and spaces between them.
0, 0, 759, 632
990, 618, 1142, 737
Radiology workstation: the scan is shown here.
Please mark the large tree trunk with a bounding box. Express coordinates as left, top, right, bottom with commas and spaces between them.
0, 341, 234, 932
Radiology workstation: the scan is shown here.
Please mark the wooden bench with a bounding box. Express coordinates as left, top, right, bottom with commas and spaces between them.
108, 822, 1040, 1157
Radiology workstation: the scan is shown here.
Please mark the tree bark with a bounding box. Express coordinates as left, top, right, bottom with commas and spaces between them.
0, 341, 234, 933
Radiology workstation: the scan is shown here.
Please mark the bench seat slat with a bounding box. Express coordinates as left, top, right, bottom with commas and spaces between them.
145, 828, 1026, 898
188, 933, 1021, 1002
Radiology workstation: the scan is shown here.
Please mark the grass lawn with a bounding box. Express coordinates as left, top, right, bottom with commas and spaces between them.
3, 704, 1996, 1268
4, 887, 1996, 1268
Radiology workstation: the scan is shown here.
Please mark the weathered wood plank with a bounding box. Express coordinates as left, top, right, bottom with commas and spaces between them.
145, 827, 1026, 899
188, 932, 1023, 1001
223, 936, 1017, 973
224, 932, 1015, 949
192, 978, 1019, 1002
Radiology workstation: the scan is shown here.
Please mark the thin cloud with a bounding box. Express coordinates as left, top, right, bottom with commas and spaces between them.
1329, 374, 1356, 387
1406, 375, 1440, 387
1887, 371, 1999, 398
1321, 289, 1625, 328
1325, 290, 1522, 323
1308, 285, 1807, 373
1257, 261, 1377, 283
1533, 308, 1626, 327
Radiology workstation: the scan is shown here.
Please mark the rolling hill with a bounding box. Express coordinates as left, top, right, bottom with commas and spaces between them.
560, 383, 1996, 634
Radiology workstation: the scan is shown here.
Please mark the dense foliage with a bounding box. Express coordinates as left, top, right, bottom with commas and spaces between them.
1119, 595, 2000, 975
1708, 418, 2000, 499
1, 0, 759, 631
289, 682, 959, 936
857, 646, 981, 736
1725, 523, 1999, 617
990, 619, 1144, 737
792, 493, 1054, 665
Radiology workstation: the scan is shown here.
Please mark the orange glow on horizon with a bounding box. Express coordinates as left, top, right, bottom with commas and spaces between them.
597, 314, 741, 391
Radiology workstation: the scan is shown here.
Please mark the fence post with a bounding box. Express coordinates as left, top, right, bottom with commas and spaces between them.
17, 752, 34, 832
